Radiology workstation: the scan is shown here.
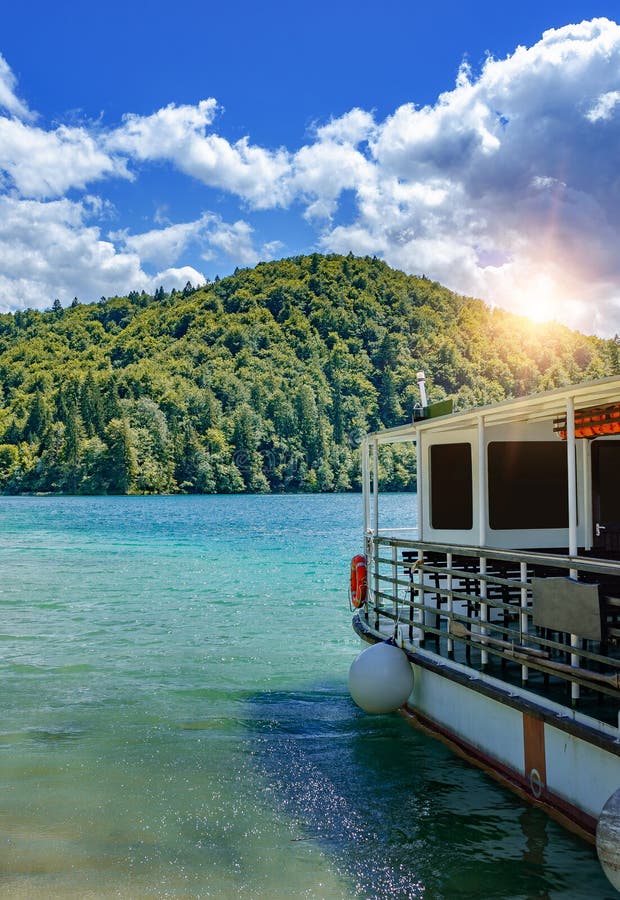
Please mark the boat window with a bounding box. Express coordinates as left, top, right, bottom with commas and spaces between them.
430, 443, 473, 529
488, 442, 568, 530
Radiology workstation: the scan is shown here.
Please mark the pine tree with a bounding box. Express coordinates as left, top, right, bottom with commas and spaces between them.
24, 391, 51, 444
105, 419, 138, 494
80, 372, 105, 437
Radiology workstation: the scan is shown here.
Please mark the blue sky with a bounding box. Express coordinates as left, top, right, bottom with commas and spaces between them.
1, 2, 620, 335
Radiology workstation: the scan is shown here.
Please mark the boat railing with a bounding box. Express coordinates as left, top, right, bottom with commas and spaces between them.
363, 534, 620, 721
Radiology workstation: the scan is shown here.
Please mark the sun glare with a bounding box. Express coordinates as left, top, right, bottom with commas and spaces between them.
511, 274, 561, 325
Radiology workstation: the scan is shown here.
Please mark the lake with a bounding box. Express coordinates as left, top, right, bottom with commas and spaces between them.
0, 494, 613, 898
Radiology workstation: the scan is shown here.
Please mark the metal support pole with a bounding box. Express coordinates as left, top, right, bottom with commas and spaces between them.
477, 417, 488, 668
417, 548, 425, 644
392, 543, 399, 638
372, 439, 379, 536
371, 441, 380, 624
416, 432, 423, 542
520, 561, 529, 683
480, 556, 488, 668
581, 441, 592, 551
447, 551, 453, 657
477, 416, 487, 546
566, 397, 580, 704
567, 397, 578, 559
362, 440, 370, 537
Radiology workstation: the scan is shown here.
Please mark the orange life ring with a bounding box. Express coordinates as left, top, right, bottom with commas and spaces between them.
350, 554, 367, 608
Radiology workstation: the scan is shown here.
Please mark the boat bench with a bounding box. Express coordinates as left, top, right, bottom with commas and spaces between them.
531, 574, 620, 653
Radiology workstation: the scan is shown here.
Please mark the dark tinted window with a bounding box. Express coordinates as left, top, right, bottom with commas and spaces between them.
488, 442, 568, 530
430, 443, 473, 529
594, 441, 620, 523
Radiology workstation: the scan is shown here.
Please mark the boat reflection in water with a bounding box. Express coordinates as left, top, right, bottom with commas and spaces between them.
248, 686, 613, 898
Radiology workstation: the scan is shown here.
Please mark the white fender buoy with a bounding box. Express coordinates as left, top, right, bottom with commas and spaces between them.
596, 788, 620, 892
348, 641, 414, 714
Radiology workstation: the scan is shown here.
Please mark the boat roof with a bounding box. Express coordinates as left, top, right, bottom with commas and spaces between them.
367, 373, 620, 445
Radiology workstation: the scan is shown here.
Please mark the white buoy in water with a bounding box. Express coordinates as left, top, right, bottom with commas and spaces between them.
348, 641, 414, 714
597, 788, 620, 892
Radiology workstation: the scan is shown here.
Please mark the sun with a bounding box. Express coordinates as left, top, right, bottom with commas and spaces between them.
511, 273, 562, 325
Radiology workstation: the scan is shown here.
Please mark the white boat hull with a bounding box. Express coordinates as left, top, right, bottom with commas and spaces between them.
405, 656, 620, 839
355, 616, 620, 840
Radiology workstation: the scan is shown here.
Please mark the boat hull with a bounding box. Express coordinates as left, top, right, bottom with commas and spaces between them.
353, 613, 620, 841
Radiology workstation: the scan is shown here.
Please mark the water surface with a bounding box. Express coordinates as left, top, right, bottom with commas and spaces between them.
0, 495, 613, 898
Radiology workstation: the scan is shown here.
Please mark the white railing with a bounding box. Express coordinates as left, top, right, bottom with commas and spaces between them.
362, 536, 620, 715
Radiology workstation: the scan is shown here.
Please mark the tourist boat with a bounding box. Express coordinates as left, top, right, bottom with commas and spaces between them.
350, 373, 620, 881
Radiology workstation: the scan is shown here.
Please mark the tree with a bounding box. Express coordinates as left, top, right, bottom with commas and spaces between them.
105, 419, 138, 494
331, 376, 344, 444
126, 397, 175, 492
0, 444, 18, 487
59, 402, 82, 492
80, 372, 105, 437
295, 383, 324, 466
378, 370, 403, 427
80, 437, 108, 493
231, 404, 268, 492
24, 391, 51, 444
174, 426, 215, 493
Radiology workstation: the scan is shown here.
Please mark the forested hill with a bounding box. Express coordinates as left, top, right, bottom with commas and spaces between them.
0, 253, 618, 495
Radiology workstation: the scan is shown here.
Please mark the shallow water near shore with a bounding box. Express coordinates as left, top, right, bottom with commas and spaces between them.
0, 494, 614, 898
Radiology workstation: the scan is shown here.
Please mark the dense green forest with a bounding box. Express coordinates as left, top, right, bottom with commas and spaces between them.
0, 253, 618, 495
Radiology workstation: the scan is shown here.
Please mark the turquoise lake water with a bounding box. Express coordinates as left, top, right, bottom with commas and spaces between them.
0, 494, 615, 899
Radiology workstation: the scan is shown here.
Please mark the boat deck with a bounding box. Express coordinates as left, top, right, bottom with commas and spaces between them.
423, 621, 620, 726
364, 536, 620, 730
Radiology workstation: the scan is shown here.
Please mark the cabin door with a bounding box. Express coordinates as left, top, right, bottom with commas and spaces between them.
591, 440, 620, 555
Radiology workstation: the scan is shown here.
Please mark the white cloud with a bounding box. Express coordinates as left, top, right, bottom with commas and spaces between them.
314, 108, 375, 144
111, 217, 211, 267
106, 99, 218, 157
1, 21, 620, 334
317, 17, 620, 335
0, 53, 32, 120
149, 266, 206, 293
201, 218, 283, 267
303, 198, 338, 223
106, 100, 291, 209
586, 90, 620, 121
0, 196, 203, 311
0, 117, 129, 198
113, 213, 282, 273
292, 140, 375, 208
181, 134, 291, 208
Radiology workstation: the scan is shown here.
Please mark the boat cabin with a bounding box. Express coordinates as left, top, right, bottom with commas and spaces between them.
358, 375, 620, 722
362, 375, 620, 558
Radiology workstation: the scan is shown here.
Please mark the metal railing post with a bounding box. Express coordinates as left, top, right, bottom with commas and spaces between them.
447, 551, 453, 657
392, 542, 399, 634
567, 396, 580, 705
480, 556, 488, 668
520, 561, 529, 683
